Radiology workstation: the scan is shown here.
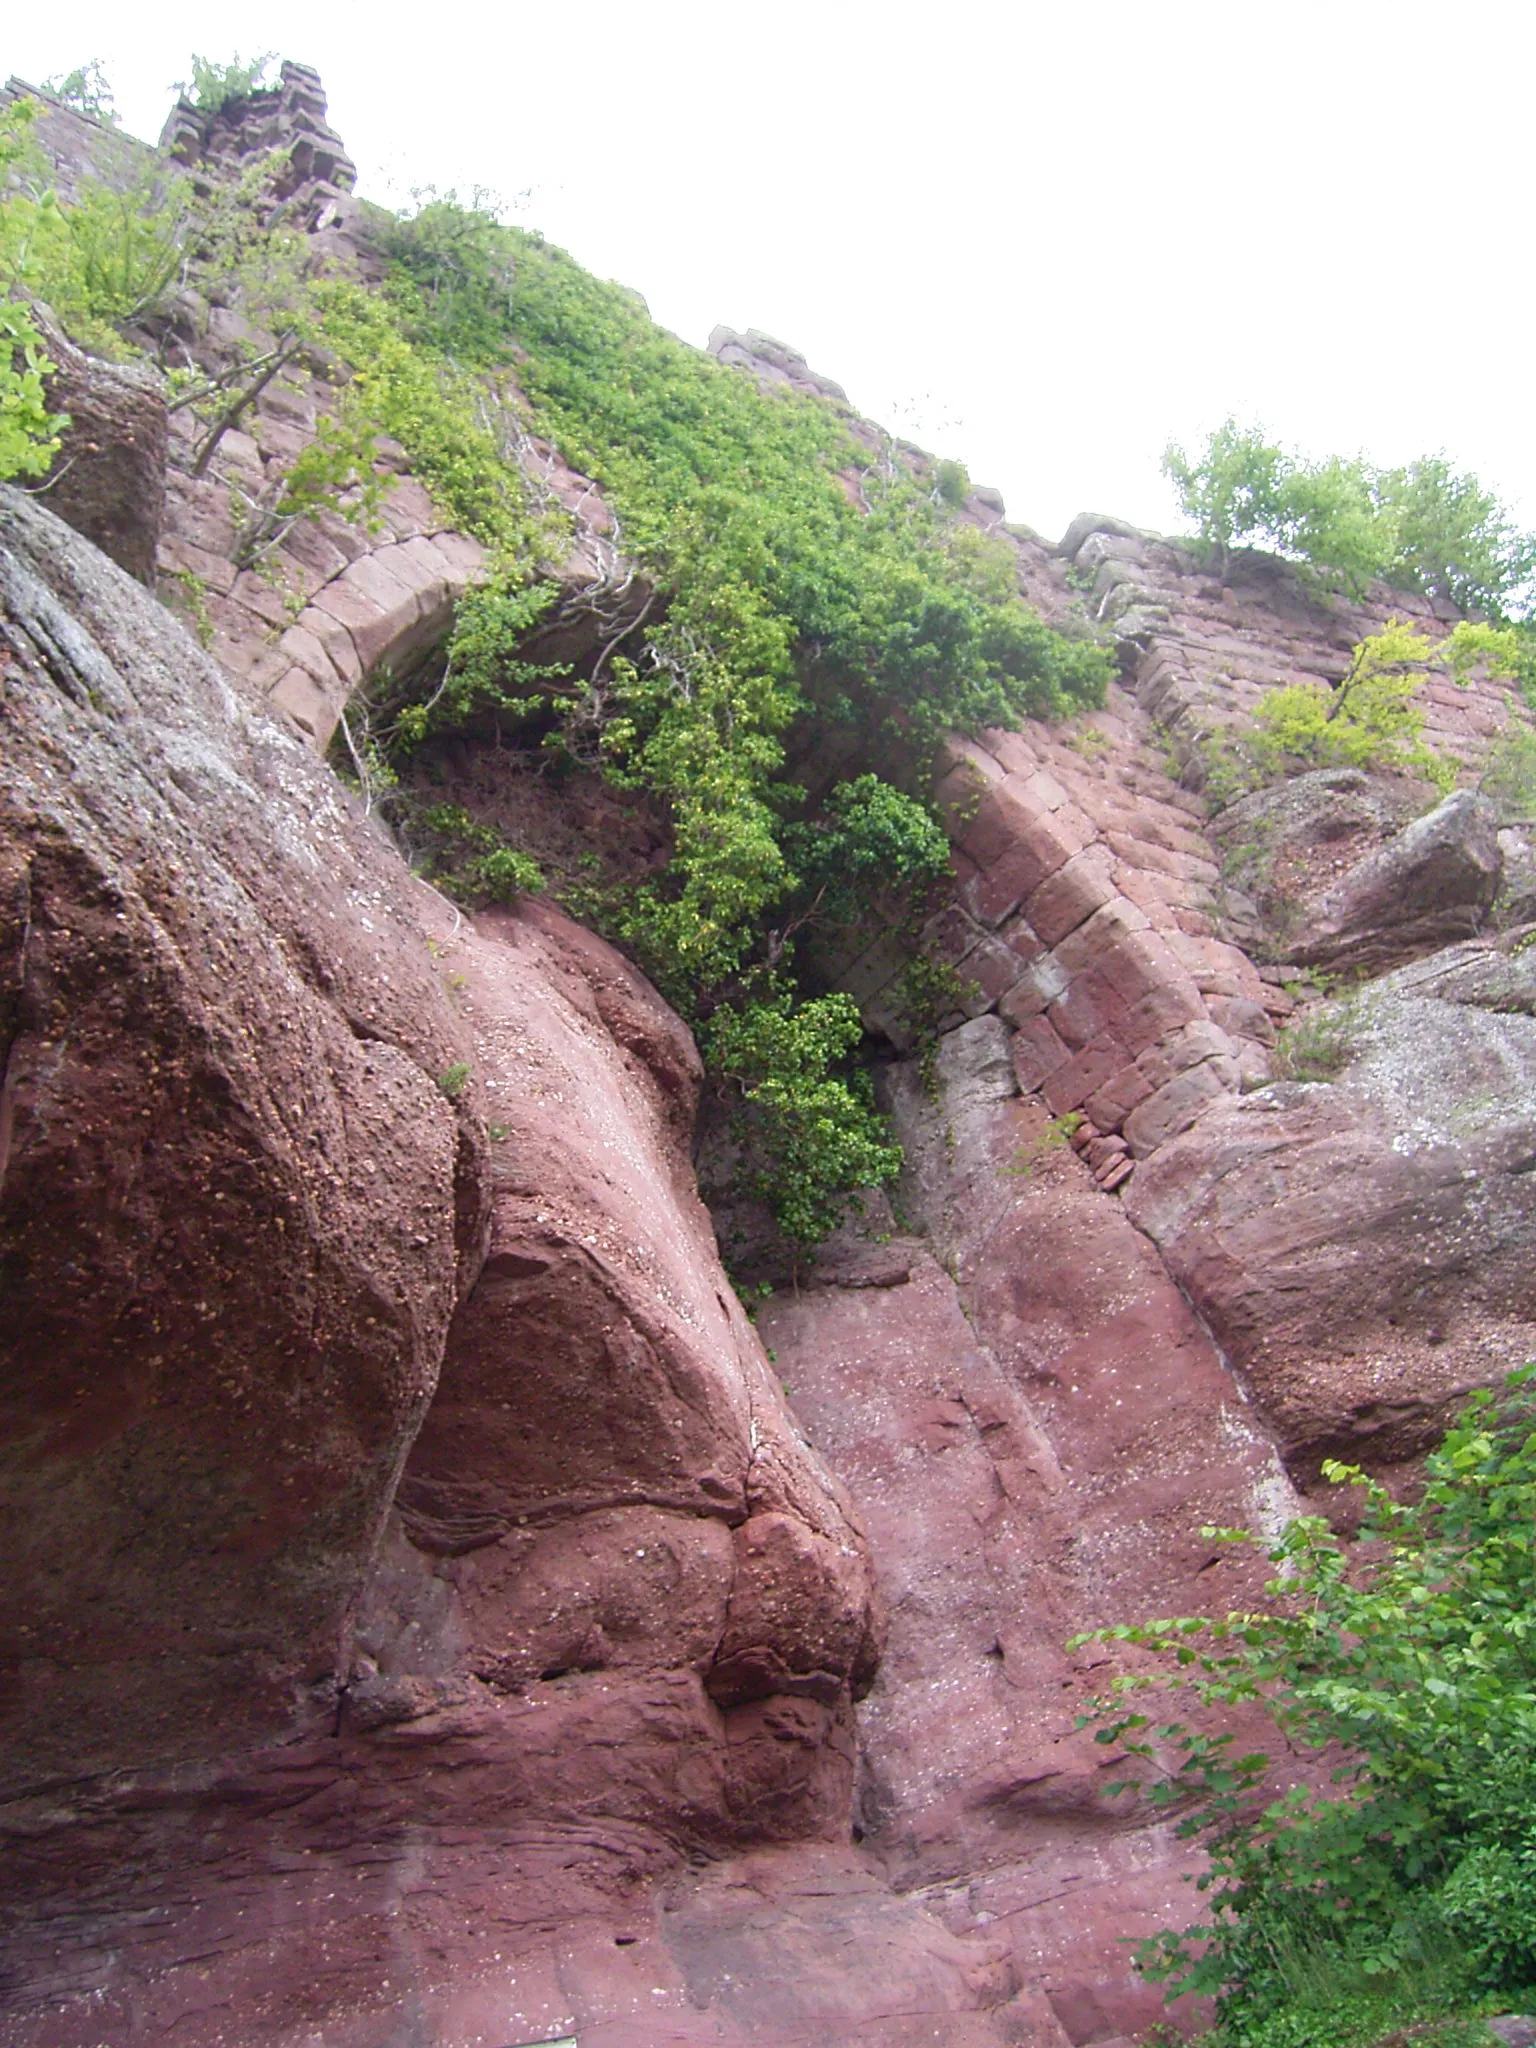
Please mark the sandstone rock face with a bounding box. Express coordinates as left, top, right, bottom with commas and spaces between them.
1287, 789, 1503, 973
9, 76, 1536, 2048
34, 324, 167, 582
0, 494, 900, 2045
1214, 775, 1504, 974
160, 60, 358, 206
1062, 522, 1519, 782
757, 1017, 1296, 2044
1211, 767, 1425, 955
0, 486, 486, 1788
1126, 946, 1536, 1486
812, 683, 1281, 1201
0, 75, 158, 203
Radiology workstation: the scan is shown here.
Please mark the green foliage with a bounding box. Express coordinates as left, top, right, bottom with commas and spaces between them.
59, 173, 188, 329
173, 54, 276, 113
0, 104, 66, 479
1165, 421, 1536, 616
1477, 723, 1536, 820
41, 61, 119, 125
1210, 1991, 1496, 2048
167, 566, 214, 649
307, 282, 538, 553
435, 1061, 471, 1100
1270, 997, 1357, 1082
0, 300, 64, 479
933, 456, 970, 507
1164, 421, 1289, 568
1074, 1371, 1536, 2038
1193, 619, 1523, 807
781, 774, 952, 924
1250, 622, 1453, 790
397, 572, 567, 745
382, 191, 518, 363
1375, 458, 1536, 618
335, 191, 1108, 1243
704, 992, 902, 1242
1, 94, 190, 360
419, 805, 545, 901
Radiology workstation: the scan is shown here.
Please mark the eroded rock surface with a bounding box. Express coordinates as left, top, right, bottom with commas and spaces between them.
0, 486, 486, 1789
9, 74, 1536, 2046
0, 492, 916, 2047
757, 1018, 1296, 2043
1126, 949, 1536, 1487
35, 323, 168, 583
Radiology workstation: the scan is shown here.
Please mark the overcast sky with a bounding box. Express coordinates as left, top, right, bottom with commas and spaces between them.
8, 2, 1532, 544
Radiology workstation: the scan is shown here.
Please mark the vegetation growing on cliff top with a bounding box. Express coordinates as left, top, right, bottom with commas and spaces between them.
1077, 1372, 1536, 2047
1165, 420, 1536, 617
355, 190, 1110, 1237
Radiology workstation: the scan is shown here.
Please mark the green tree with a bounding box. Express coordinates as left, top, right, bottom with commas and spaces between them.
1165, 422, 1536, 616
1162, 420, 1289, 573
41, 61, 119, 125
1376, 456, 1536, 617
1075, 1372, 1536, 2042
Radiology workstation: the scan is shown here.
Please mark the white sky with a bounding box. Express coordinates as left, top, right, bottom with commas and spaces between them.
8, 2, 1533, 544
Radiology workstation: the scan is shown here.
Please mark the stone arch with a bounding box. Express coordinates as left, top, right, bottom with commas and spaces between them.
264, 527, 488, 750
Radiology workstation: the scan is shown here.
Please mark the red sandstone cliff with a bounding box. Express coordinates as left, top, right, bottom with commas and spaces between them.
3, 66, 1536, 2048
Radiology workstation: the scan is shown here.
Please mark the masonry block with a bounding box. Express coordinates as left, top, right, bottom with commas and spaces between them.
998, 955, 1070, 1023
977, 727, 1042, 777
1048, 967, 1132, 1051
1135, 1020, 1237, 1093
1024, 848, 1119, 946
959, 935, 1028, 1011
1041, 1035, 1130, 1116
921, 903, 986, 969
1092, 931, 1186, 1010
267, 664, 341, 745
1054, 899, 1152, 979
1123, 1058, 1234, 1155
1009, 1013, 1073, 1091
1084, 1062, 1156, 1130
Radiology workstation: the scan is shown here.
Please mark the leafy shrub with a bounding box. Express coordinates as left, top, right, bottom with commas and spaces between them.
1477, 724, 1536, 819
1074, 1372, 1536, 2039
1, 94, 191, 361
382, 191, 518, 363
704, 992, 902, 1243
1192, 620, 1522, 807
1165, 421, 1536, 616
418, 805, 545, 901
307, 282, 539, 553
1249, 622, 1454, 791
60, 173, 188, 328
0, 300, 64, 480
173, 54, 276, 114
